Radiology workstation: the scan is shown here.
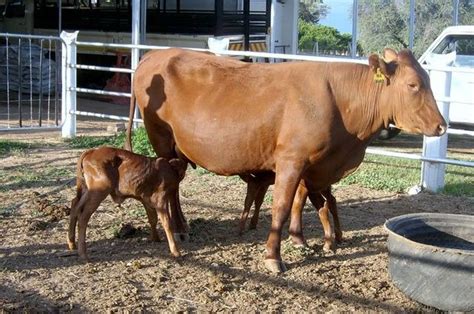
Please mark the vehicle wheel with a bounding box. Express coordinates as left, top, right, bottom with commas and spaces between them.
378, 127, 401, 140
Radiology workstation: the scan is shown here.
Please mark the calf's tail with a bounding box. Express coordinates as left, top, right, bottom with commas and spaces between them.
72, 150, 91, 208
124, 87, 137, 152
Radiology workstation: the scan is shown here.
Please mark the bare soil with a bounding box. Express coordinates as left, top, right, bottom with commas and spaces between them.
1, 119, 473, 312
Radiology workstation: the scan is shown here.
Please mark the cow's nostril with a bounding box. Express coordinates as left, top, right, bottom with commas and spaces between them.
438, 124, 447, 136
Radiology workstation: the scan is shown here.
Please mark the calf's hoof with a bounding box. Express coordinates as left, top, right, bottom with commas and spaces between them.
335, 233, 343, 243
67, 240, 77, 250
322, 242, 335, 253
288, 235, 307, 248
171, 251, 181, 258
264, 259, 287, 273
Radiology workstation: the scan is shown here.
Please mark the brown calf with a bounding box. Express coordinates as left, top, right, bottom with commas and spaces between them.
67, 147, 187, 260
239, 174, 342, 251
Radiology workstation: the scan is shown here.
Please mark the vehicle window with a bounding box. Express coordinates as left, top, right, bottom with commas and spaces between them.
433, 35, 474, 56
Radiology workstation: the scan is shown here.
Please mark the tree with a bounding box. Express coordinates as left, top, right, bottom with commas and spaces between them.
298, 21, 352, 53
299, 0, 329, 24
358, 0, 474, 57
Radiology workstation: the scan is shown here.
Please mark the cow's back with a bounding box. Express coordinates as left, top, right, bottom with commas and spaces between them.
133, 49, 341, 177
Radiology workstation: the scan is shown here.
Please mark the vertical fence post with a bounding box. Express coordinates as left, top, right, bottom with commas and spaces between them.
60, 31, 78, 138
421, 69, 451, 192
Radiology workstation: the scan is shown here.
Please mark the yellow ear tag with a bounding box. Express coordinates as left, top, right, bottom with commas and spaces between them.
374, 68, 385, 83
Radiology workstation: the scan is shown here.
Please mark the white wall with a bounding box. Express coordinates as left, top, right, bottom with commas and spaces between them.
270, 0, 298, 54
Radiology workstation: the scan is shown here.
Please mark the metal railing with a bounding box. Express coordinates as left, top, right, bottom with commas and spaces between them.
0, 33, 64, 131
58, 31, 474, 193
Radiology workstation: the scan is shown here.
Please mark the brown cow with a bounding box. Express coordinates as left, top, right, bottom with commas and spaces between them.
238, 175, 342, 252
125, 47, 446, 272
67, 146, 187, 260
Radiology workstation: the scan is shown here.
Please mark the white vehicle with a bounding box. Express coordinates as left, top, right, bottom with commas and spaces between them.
419, 25, 474, 128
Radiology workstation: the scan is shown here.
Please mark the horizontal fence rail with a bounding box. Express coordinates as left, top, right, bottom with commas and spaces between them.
51, 32, 474, 193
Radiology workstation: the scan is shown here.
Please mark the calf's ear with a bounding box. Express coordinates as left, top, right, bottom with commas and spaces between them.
169, 159, 187, 181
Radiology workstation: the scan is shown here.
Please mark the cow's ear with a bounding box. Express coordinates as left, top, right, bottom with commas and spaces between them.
383, 48, 398, 63
369, 54, 396, 83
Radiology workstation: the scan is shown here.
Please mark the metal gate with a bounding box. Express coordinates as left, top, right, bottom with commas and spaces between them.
0, 33, 64, 131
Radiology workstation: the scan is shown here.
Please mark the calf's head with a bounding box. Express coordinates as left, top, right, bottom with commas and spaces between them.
369, 48, 447, 136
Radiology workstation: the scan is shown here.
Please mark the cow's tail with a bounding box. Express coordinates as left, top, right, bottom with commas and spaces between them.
124, 87, 137, 152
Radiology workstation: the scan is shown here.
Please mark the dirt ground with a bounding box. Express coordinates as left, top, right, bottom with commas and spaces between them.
1, 117, 473, 312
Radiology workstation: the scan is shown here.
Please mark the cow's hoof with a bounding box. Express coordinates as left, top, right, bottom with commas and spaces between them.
78, 254, 90, 262
264, 259, 287, 273
335, 233, 343, 243
174, 233, 190, 242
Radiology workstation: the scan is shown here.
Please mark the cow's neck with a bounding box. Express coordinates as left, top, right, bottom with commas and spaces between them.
329, 63, 391, 141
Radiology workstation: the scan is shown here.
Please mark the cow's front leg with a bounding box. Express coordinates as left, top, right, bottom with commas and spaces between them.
265, 160, 304, 273
288, 183, 308, 247
169, 190, 189, 241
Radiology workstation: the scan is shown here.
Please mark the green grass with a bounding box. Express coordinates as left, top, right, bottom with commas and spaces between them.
0, 165, 75, 192
0, 140, 34, 157
65, 127, 155, 157
340, 154, 474, 197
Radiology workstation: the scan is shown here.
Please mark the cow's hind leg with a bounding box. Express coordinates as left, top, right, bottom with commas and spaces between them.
264, 160, 304, 273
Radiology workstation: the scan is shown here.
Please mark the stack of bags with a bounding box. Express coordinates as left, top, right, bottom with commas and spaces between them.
0, 43, 58, 95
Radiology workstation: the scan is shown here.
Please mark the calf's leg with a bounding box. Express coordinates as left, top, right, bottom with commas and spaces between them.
307, 189, 333, 252
77, 190, 107, 260
324, 190, 342, 243
288, 184, 308, 247
146, 127, 189, 240
239, 180, 259, 235
249, 183, 270, 230
144, 204, 160, 242
155, 197, 180, 257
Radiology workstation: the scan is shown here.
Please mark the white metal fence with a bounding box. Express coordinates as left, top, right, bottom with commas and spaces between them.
3, 31, 473, 193
0, 33, 64, 131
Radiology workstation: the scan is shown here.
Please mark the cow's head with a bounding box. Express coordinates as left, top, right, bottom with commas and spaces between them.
369, 48, 447, 137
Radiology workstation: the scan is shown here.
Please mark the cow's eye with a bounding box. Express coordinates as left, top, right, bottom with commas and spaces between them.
408, 83, 419, 92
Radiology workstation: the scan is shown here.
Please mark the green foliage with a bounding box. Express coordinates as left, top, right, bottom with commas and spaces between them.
0, 140, 33, 157
66, 133, 125, 149
358, 0, 474, 57
298, 20, 352, 52
299, 0, 329, 24
65, 127, 155, 157
339, 154, 474, 197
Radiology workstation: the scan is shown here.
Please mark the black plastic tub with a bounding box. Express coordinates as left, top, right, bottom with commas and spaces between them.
384, 213, 474, 311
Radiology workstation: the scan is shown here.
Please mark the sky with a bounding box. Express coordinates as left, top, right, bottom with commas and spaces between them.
318, 0, 354, 34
